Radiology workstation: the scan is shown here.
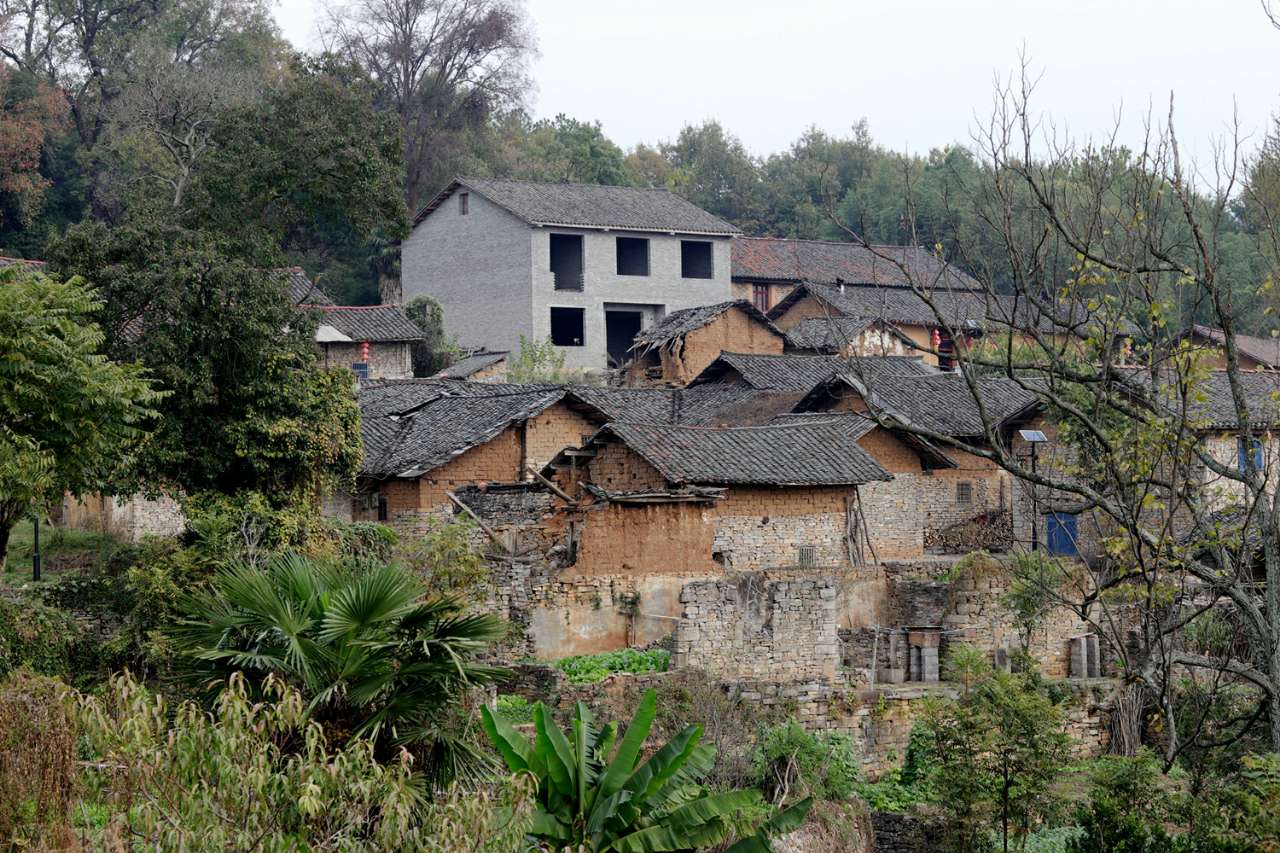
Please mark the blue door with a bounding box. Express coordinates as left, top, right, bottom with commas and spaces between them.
1046, 512, 1079, 557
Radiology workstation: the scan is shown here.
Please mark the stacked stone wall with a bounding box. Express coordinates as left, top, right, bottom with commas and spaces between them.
672, 577, 839, 682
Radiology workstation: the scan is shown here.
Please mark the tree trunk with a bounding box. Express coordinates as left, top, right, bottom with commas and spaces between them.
0, 518, 11, 573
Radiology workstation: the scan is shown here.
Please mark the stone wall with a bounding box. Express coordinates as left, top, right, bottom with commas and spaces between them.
60, 492, 186, 541
319, 341, 412, 380
672, 577, 839, 682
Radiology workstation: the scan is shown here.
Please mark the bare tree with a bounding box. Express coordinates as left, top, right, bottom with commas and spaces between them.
322, 0, 534, 207
818, 61, 1280, 760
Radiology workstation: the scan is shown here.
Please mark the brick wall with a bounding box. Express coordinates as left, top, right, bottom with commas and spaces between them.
672, 576, 839, 682
585, 440, 670, 491
525, 402, 599, 473
574, 502, 719, 575
60, 492, 186, 541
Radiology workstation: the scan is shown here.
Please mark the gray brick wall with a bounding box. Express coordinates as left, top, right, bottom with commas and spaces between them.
529, 229, 733, 370
400, 190, 734, 370
401, 191, 534, 354
319, 341, 412, 379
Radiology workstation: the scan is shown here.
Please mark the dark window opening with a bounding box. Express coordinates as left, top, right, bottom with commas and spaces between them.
458, 192, 469, 215
681, 240, 713, 279
376, 494, 388, 521
752, 284, 770, 312
550, 307, 585, 346
956, 481, 973, 504
551, 233, 584, 291
351, 362, 369, 381
616, 237, 650, 276
605, 309, 644, 367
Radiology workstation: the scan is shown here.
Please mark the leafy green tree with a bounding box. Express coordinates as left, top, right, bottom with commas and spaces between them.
661, 120, 768, 233
47, 219, 362, 501
482, 687, 811, 852
172, 554, 508, 783
1067, 751, 1175, 853
0, 266, 158, 568
403, 294, 457, 376
193, 55, 408, 261
924, 647, 1070, 853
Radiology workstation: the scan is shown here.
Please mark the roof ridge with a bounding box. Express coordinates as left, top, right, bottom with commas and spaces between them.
460, 174, 675, 194
319, 304, 401, 311
737, 235, 921, 252
612, 418, 852, 432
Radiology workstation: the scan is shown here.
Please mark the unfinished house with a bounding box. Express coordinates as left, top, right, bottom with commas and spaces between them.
433, 350, 510, 382
401, 177, 740, 371
731, 236, 981, 314
626, 300, 785, 386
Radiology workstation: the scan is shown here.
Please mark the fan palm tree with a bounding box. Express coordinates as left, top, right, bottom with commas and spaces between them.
173, 554, 508, 782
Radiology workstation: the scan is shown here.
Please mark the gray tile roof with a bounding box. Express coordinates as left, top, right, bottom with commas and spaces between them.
415, 177, 741, 235
597, 419, 893, 487
632, 300, 782, 351
317, 305, 424, 342
692, 352, 937, 393
693, 352, 841, 391
434, 350, 509, 379
733, 237, 980, 289
361, 386, 566, 477
783, 316, 877, 351
810, 372, 1040, 437
280, 268, 333, 305
1118, 369, 1280, 430
1187, 325, 1280, 369
769, 281, 1088, 335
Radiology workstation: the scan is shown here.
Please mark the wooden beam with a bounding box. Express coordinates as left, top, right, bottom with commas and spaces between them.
525, 465, 574, 503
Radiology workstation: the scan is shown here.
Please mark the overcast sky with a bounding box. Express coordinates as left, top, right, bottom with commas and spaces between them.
276, 0, 1279, 165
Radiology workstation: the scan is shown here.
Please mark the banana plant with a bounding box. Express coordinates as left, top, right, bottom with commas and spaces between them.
481, 687, 810, 852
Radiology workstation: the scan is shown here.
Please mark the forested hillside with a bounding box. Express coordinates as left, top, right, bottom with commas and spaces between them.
4, 0, 1278, 327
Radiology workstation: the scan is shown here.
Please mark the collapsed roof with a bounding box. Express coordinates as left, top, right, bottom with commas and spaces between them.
631, 300, 783, 353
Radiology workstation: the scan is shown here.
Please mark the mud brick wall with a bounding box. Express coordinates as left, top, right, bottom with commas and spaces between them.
712, 487, 854, 570
672, 577, 839, 682
62, 492, 187, 541
574, 502, 718, 575
525, 403, 599, 473
664, 308, 785, 386
584, 441, 670, 492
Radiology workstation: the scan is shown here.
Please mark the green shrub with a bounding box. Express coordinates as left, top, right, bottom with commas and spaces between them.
853, 724, 938, 812
0, 597, 86, 680
552, 647, 670, 684
79, 671, 527, 849
751, 721, 861, 803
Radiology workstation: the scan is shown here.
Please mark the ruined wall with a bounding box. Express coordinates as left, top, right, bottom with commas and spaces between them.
661, 308, 785, 386
583, 441, 670, 492
672, 577, 839, 682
